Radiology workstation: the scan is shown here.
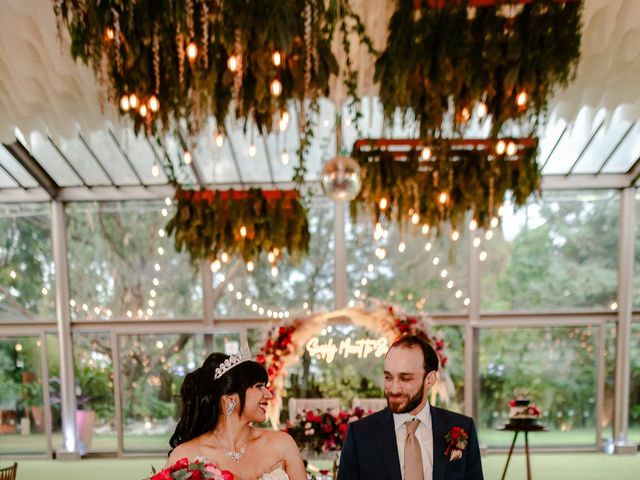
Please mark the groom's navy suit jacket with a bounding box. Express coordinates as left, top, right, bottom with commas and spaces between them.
337, 405, 483, 480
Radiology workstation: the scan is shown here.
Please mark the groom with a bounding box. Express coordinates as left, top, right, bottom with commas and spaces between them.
337, 334, 483, 480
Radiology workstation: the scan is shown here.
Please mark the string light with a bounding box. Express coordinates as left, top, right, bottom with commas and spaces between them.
451, 230, 460, 241
139, 104, 148, 117
485, 230, 494, 240
157, 247, 164, 255
281, 149, 290, 165
421, 224, 430, 235
120, 95, 130, 111
272, 51, 282, 66
469, 219, 477, 231
379, 198, 388, 210
249, 144, 256, 157
516, 90, 528, 107
9, 270, 17, 279
158, 228, 165, 238
398, 241, 406, 253
164, 196, 172, 206
151, 162, 160, 177
211, 259, 221, 272
183, 151, 192, 164
433, 257, 440, 266
105, 27, 115, 41
215, 131, 224, 148
490, 217, 499, 229
506, 141, 517, 156
495, 140, 506, 155
41, 287, 48, 295
440, 269, 448, 278
421, 147, 431, 160
271, 266, 279, 277
220, 252, 229, 263
411, 213, 420, 224
148, 95, 160, 112
186, 41, 198, 60
246, 261, 254, 272
270, 79, 282, 97
479, 250, 488, 261
473, 237, 481, 247
438, 192, 448, 204
477, 101, 487, 118
240, 225, 247, 238
227, 55, 238, 72
424, 242, 432, 251
129, 94, 138, 109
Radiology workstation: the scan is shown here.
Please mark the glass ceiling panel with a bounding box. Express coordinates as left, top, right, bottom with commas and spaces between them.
29, 131, 81, 187
0, 167, 17, 188
602, 121, 640, 174
541, 108, 607, 175
56, 136, 111, 186
162, 136, 197, 185
191, 123, 240, 186
572, 108, 633, 174
537, 118, 567, 171
0, 144, 38, 187
120, 129, 168, 185
86, 130, 140, 186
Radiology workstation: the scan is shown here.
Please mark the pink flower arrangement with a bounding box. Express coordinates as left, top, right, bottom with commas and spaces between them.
147, 457, 234, 480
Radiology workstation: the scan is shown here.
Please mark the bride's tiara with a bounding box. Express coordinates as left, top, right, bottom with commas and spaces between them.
214, 342, 253, 380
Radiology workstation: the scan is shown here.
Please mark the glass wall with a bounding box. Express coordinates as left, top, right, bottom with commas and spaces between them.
0, 204, 55, 322
119, 333, 209, 452
0, 336, 47, 454
214, 199, 335, 318
477, 326, 600, 447
481, 190, 619, 311
66, 201, 201, 321
346, 211, 469, 313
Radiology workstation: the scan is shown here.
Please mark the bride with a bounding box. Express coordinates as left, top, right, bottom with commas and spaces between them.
166, 346, 307, 480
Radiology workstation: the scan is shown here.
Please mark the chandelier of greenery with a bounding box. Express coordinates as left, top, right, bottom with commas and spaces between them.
349, 138, 540, 234
165, 187, 310, 265
53, 1, 374, 164
375, 0, 583, 137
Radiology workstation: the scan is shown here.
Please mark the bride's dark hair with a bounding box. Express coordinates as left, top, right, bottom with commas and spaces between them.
169, 352, 268, 451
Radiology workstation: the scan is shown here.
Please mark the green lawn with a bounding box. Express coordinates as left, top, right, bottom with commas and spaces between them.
3, 453, 640, 480
2, 428, 640, 454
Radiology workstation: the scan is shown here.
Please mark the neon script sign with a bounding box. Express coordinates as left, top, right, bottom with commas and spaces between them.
306, 336, 389, 363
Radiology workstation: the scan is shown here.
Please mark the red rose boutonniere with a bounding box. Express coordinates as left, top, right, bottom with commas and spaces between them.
444, 427, 469, 462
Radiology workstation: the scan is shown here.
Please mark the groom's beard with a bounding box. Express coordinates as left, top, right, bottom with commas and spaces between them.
385, 386, 424, 414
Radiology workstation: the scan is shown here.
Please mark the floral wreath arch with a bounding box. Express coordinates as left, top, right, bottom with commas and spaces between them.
256, 305, 454, 429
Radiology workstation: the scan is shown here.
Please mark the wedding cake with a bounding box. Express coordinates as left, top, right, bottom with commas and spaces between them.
507, 398, 541, 426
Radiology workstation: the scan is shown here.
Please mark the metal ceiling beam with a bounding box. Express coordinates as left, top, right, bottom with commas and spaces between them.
0, 179, 312, 203
566, 119, 604, 176
539, 124, 567, 172
628, 157, 640, 186
541, 173, 630, 190
3, 141, 59, 199
596, 121, 637, 176
47, 135, 88, 188
0, 160, 26, 189
262, 136, 276, 185
107, 128, 145, 186
176, 131, 205, 187
224, 122, 245, 185
77, 132, 117, 187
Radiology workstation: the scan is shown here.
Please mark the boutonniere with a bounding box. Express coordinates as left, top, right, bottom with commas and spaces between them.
444, 427, 469, 462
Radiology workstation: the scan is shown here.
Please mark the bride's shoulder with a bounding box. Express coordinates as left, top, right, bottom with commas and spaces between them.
166, 440, 203, 467
253, 428, 296, 447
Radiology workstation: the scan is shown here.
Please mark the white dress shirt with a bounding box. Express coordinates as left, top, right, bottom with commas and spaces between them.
393, 404, 433, 480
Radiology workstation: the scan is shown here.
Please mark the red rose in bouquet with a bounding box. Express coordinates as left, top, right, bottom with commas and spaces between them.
147, 457, 234, 480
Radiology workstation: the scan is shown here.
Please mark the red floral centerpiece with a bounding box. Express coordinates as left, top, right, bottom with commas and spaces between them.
284, 407, 370, 455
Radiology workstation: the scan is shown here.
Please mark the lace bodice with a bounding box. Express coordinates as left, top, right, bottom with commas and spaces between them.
257, 467, 289, 480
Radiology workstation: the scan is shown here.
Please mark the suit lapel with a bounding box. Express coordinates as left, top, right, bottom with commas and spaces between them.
431, 405, 449, 480
373, 408, 402, 480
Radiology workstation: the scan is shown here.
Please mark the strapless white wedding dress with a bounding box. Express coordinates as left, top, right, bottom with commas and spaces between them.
257, 467, 289, 480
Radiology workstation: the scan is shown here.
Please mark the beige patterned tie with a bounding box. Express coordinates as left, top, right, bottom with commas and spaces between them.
404, 419, 423, 480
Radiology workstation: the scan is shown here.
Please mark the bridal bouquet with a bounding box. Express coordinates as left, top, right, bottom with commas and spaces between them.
147, 457, 234, 480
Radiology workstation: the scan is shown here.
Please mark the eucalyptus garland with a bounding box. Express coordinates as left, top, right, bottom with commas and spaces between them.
165, 187, 310, 264
375, 0, 583, 137
349, 138, 540, 233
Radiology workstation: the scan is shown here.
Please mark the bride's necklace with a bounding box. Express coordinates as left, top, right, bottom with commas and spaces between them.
215, 433, 247, 463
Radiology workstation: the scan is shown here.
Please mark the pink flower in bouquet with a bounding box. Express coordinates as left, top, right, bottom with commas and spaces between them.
148, 457, 234, 480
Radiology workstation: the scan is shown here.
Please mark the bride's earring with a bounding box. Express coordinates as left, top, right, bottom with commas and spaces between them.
226, 398, 237, 416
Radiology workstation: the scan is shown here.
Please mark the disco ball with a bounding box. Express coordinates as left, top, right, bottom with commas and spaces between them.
320, 155, 362, 201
